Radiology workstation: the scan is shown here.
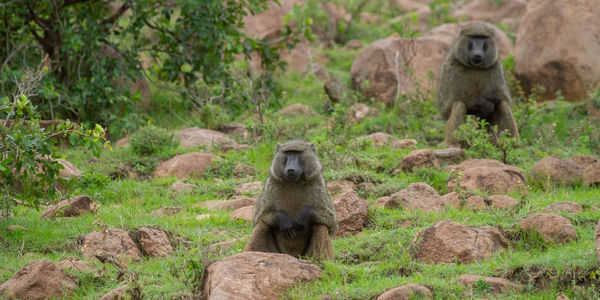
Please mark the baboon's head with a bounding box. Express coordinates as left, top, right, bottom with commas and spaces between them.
270, 140, 321, 183
453, 22, 498, 69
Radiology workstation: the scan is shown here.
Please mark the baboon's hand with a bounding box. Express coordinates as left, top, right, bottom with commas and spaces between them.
293, 206, 315, 231
275, 211, 296, 239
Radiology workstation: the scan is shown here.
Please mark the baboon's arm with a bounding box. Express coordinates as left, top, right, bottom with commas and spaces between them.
444, 101, 467, 146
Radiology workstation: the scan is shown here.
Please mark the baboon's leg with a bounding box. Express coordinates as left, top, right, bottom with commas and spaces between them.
444, 101, 467, 146
304, 224, 334, 261
244, 222, 279, 253
492, 101, 520, 142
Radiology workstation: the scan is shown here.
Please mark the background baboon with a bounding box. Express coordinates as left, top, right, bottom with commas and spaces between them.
245, 140, 338, 261
435, 22, 519, 146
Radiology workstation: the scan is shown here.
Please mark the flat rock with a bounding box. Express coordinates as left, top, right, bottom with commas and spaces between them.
234, 181, 264, 194
170, 181, 195, 193
175, 127, 238, 149
137, 227, 174, 257
154, 152, 217, 179
278, 103, 314, 116
150, 206, 184, 217
518, 213, 577, 244
230, 206, 255, 222
402, 149, 440, 172
433, 147, 465, 165
541, 202, 582, 214
448, 162, 526, 194
530, 156, 582, 186
81, 228, 142, 261
200, 252, 321, 300
388, 182, 444, 212
327, 179, 356, 197
58, 258, 94, 273
347, 103, 379, 123
458, 274, 524, 293
333, 190, 368, 237
358, 132, 416, 150
58, 159, 82, 179
0, 260, 77, 300
583, 162, 600, 186
196, 198, 256, 210
416, 220, 509, 264
377, 283, 433, 300
488, 195, 519, 209
41, 195, 99, 218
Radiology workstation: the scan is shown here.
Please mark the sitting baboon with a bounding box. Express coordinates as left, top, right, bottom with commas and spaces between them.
245, 140, 337, 261
435, 22, 519, 146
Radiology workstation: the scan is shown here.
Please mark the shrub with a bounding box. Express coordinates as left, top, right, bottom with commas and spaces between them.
129, 126, 175, 156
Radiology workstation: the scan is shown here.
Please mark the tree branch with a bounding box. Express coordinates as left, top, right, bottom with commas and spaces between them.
101, 2, 129, 25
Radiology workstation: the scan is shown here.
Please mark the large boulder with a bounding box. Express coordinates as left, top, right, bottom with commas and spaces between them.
416, 220, 509, 264
200, 252, 321, 300
351, 36, 449, 104
387, 182, 444, 212
175, 127, 239, 150
41, 195, 99, 218
458, 274, 524, 293
530, 156, 582, 186
333, 190, 368, 237
153, 152, 217, 179
518, 213, 577, 244
401, 149, 441, 172
81, 228, 142, 261
447, 159, 526, 194
583, 162, 600, 186
451, 0, 527, 23
514, 0, 600, 102
136, 227, 174, 257
0, 260, 77, 300
377, 283, 433, 300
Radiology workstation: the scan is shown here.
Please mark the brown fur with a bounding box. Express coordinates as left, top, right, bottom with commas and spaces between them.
244, 140, 337, 261
435, 22, 519, 146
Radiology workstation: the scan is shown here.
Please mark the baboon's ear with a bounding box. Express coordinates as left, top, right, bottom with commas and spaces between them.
310, 143, 316, 152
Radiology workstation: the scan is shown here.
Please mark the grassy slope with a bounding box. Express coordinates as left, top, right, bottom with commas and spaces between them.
2, 1, 600, 299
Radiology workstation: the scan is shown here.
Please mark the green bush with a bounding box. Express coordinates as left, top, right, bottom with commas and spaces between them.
129, 126, 175, 156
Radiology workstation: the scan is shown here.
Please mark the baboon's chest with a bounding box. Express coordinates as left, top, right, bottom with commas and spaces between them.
274, 184, 311, 216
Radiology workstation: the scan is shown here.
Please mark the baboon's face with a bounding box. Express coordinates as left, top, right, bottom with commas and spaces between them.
467, 35, 489, 67
282, 151, 303, 182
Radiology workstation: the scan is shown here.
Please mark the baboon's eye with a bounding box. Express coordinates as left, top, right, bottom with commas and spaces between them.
468, 41, 473, 50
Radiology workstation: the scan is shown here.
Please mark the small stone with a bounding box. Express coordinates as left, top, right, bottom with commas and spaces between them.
458, 274, 524, 293
137, 227, 174, 257
170, 181, 194, 193
541, 202, 582, 214
333, 190, 368, 237
377, 283, 433, 300
401, 149, 440, 172
518, 213, 577, 244
230, 206, 255, 222
150, 206, 184, 217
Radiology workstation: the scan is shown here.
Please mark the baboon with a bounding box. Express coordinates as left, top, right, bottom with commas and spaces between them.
244, 140, 337, 261
435, 22, 519, 146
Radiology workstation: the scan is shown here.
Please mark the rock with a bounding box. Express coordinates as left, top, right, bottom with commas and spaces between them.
41, 195, 99, 218
81, 228, 142, 261
233, 163, 256, 177
424, 22, 513, 59
416, 220, 509, 264
375, 196, 392, 208
583, 162, 600, 186
500, 17, 521, 32
542, 202, 583, 214
175, 127, 239, 150
433, 147, 465, 164
515, 0, 600, 102
346, 39, 364, 50
243, 0, 306, 40
154, 152, 217, 179
281, 42, 313, 73
208, 238, 243, 254
150, 206, 183, 217
570, 155, 598, 169
488, 195, 519, 209
196, 214, 212, 221
358, 132, 416, 150
458, 274, 524, 293
518, 213, 577, 244
218, 122, 250, 140
170, 181, 195, 193
401, 149, 440, 172
327, 179, 356, 197
58, 159, 82, 179
196, 198, 256, 210
442, 192, 487, 210
447, 160, 526, 194
351, 36, 449, 104
7, 225, 26, 231
359, 12, 380, 24
388, 182, 444, 212
278, 103, 314, 116
556, 293, 570, 300
596, 220, 600, 263
393, 0, 431, 12
114, 137, 129, 148
333, 190, 368, 237
136, 227, 174, 257
451, 0, 527, 23
98, 285, 131, 300
324, 77, 344, 103
377, 283, 433, 300
347, 103, 379, 123
230, 206, 255, 222
234, 181, 264, 194
0, 260, 77, 300
530, 156, 583, 186
201, 252, 321, 300
58, 258, 94, 273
